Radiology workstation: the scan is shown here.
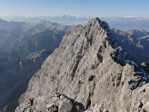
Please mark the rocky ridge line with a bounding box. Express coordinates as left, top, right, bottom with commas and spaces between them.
12, 18, 149, 112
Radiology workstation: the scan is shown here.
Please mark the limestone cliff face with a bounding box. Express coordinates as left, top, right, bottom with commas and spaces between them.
16, 18, 149, 112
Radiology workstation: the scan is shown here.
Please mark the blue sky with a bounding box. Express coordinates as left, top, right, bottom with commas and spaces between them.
0, 0, 149, 17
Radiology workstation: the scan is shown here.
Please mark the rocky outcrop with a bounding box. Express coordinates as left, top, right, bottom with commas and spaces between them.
0, 49, 51, 109
15, 92, 84, 112
13, 18, 149, 112
15, 92, 109, 112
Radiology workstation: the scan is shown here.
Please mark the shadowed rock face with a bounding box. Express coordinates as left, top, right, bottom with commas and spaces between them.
110, 28, 149, 77
126, 29, 149, 38
110, 29, 149, 71
0, 50, 51, 110
3, 18, 149, 112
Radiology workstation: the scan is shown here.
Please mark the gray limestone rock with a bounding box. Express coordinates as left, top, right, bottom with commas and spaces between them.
12, 18, 149, 112
58, 98, 73, 112
14, 92, 83, 112
46, 103, 58, 112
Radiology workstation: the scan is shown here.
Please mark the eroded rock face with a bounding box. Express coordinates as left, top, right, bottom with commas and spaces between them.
15, 18, 149, 112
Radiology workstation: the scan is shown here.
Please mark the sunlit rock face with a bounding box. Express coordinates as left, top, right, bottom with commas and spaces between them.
3, 18, 148, 112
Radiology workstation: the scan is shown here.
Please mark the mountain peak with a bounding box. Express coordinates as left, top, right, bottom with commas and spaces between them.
10, 18, 149, 112
88, 17, 101, 27
90, 17, 101, 23
87, 17, 109, 30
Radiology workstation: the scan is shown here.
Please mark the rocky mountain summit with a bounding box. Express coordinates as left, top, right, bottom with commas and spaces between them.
2, 18, 149, 112
0, 50, 51, 110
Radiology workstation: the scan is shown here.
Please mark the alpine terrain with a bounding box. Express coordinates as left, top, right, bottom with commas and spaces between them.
0, 19, 72, 110
0, 19, 72, 59
1, 18, 149, 112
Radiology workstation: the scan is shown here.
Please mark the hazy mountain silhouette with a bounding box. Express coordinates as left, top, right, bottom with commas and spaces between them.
0, 18, 25, 30
0, 19, 73, 59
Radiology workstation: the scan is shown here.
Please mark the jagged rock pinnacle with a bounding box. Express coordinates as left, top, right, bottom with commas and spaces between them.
87, 17, 101, 28
90, 17, 101, 24
86, 17, 109, 31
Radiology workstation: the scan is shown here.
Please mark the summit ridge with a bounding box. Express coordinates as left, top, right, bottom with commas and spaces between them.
2, 18, 149, 112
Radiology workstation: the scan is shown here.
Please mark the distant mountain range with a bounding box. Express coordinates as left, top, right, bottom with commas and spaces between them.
0, 19, 73, 59
1, 15, 149, 31
0, 18, 25, 30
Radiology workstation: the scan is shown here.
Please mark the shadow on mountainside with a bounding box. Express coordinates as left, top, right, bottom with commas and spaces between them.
0, 50, 51, 112
103, 29, 148, 90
